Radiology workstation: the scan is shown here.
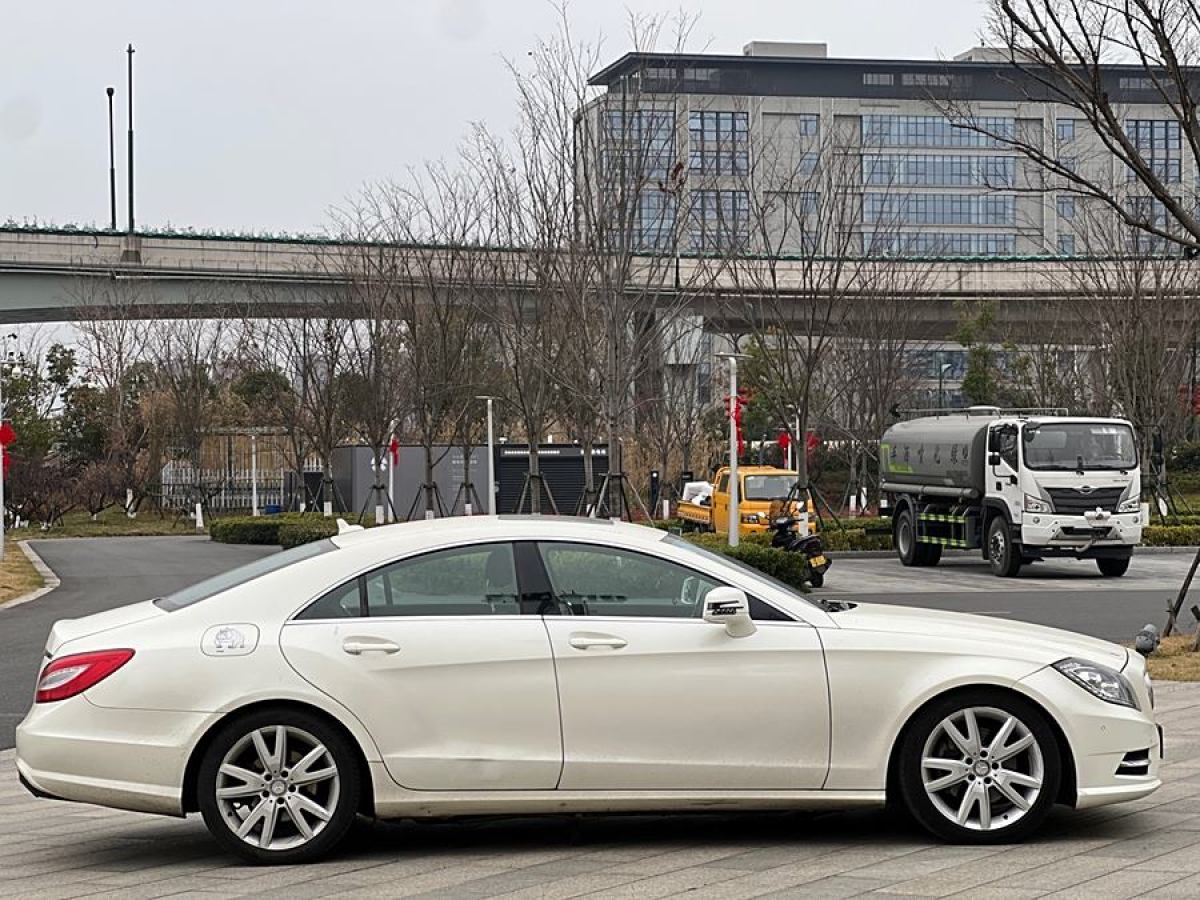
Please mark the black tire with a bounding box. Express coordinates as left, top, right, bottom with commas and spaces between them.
1097, 556, 1131, 577
896, 507, 943, 567
197, 707, 361, 865
895, 507, 919, 566
986, 517, 1022, 577
896, 689, 1061, 844
808, 570, 825, 588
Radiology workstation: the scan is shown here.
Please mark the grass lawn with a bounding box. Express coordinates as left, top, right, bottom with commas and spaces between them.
1146, 635, 1200, 681
7, 507, 205, 540
0, 539, 45, 605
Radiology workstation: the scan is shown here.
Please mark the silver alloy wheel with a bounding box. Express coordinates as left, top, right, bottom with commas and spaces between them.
989, 527, 1007, 565
920, 706, 1044, 832
215, 724, 340, 851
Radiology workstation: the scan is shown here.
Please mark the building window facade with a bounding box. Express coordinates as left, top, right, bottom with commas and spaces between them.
1057, 234, 1076, 255
863, 73, 894, 85
1056, 195, 1075, 220
862, 114, 1015, 147
1126, 119, 1181, 151
862, 154, 1015, 187
863, 192, 1017, 226
1056, 118, 1077, 142
688, 111, 749, 174
865, 231, 1017, 256
763, 112, 819, 138
689, 189, 749, 251
603, 109, 675, 180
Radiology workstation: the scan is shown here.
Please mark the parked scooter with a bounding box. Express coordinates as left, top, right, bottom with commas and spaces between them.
768, 494, 832, 588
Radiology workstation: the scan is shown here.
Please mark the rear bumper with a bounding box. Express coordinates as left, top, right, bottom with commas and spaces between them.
16, 697, 213, 817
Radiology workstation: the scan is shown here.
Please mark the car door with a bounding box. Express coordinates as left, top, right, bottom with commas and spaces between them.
989, 424, 1022, 520
279, 541, 562, 791
536, 540, 829, 791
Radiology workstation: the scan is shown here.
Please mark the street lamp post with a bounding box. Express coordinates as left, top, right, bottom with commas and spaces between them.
126, 44, 135, 234
476, 396, 498, 515
938, 360, 953, 410
717, 352, 750, 548
250, 434, 258, 517
106, 87, 117, 231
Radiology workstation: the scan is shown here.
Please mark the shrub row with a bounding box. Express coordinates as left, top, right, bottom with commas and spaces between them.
680, 532, 812, 591
1142, 525, 1200, 547
278, 520, 341, 549
210, 513, 341, 546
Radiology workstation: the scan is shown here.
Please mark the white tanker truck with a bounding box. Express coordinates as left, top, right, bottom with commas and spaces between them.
880, 408, 1147, 577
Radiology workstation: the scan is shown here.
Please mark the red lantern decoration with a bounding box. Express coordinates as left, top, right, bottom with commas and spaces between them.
388, 435, 400, 466
0, 421, 15, 447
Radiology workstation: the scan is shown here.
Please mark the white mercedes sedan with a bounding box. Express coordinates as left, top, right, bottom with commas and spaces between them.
17, 517, 1160, 864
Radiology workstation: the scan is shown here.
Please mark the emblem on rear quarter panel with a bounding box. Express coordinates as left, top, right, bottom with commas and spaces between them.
202, 623, 260, 657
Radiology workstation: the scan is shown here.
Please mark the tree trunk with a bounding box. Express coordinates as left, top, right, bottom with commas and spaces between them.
424, 443, 436, 516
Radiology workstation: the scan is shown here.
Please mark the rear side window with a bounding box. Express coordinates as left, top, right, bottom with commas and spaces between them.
155, 540, 336, 611
297, 543, 520, 619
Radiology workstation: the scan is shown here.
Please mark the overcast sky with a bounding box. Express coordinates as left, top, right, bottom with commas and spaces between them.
1, 0, 986, 235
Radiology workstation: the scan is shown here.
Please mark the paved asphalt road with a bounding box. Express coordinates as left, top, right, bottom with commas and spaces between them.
818, 549, 1196, 644
0, 537, 275, 750
0, 537, 1195, 750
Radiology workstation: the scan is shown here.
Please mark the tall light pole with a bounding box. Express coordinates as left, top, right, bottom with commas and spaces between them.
717, 352, 749, 547
476, 396, 497, 515
126, 44, 135, 234
938, 360, 953, 410
106, 87, 117, 231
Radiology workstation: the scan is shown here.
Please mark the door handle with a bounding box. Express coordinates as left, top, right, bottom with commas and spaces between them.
568, 634, 627, 650
342, 638, 401, 655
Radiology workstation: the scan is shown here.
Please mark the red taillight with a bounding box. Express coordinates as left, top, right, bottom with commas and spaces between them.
35, 649, 135, 703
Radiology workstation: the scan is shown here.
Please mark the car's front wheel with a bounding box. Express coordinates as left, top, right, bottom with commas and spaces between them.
896, 690, 1061, 844
197, 708, 361, 864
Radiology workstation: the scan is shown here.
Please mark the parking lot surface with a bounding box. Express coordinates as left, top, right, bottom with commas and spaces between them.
0, 681, 1197, 899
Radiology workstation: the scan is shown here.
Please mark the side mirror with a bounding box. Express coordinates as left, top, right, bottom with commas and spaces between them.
702, 587, 757, 638
988, 452, 1000, 466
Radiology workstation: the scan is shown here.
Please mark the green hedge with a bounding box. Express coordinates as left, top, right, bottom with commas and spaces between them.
680, 532, 812, 590
210, 513, 343, 546
1143, 525, 1200, 547
278, 520, 341, 549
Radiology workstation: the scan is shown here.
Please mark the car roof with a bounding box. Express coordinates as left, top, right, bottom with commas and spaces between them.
329, 514, 669, 550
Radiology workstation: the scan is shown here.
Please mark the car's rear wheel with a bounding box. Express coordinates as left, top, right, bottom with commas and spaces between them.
896, 690, 1061, 844
197, 708, 360, 864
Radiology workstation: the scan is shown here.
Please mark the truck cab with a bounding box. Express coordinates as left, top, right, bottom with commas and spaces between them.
677, 466, 813, 537
882, 410, 1146, 577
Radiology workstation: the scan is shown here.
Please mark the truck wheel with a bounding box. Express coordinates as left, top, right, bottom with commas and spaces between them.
986, 518, 1022, 578
895, 508, 919, 566
1097, 556, 1131, 577
922, 544, 943, 566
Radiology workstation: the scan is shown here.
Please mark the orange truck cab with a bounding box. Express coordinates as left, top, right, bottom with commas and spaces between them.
677, 466, 815, 537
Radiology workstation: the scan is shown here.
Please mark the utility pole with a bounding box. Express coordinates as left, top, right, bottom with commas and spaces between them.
106, 87, 117, 230
476, 396, 498, 514
126, 44, 135, 234
717, 352, 749, 547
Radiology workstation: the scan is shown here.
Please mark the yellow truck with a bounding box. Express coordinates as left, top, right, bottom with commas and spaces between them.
677, 466, 809, 536
676, 466, 831, 586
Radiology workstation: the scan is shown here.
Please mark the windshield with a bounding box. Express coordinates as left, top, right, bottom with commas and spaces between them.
1022, 423, 1138, 471
742, 474, 797, 501
154, 539, 336, 611
663, 533, 813, 608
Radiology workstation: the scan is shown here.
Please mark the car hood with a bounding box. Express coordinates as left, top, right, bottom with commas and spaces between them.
45, 600, 163, 656
830, 601, 1130, 670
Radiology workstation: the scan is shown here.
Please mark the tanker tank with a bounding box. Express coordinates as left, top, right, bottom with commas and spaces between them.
880, 415, 992, 499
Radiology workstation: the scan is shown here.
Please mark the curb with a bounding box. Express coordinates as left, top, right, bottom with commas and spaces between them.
0, 541, 61, 610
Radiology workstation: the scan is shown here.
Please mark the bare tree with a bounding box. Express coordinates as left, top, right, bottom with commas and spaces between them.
942, 1, 1200, 249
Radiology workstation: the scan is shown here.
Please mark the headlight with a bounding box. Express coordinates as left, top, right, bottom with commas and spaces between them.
741, 513, 761, 524
1053, 657, 1139, 709
1117, 497, 1140, 513
1024, 493, 1052, 513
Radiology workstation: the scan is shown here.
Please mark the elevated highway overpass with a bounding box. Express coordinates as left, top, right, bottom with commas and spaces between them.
0, 226, 1194, 336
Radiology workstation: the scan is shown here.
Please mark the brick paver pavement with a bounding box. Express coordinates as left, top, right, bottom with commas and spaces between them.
2, 682, 1199, 899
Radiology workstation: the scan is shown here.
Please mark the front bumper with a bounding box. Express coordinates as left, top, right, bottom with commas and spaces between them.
1020, 512, 1142, 551
16, 696, 214, 816
1016, 663, 1160, 809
